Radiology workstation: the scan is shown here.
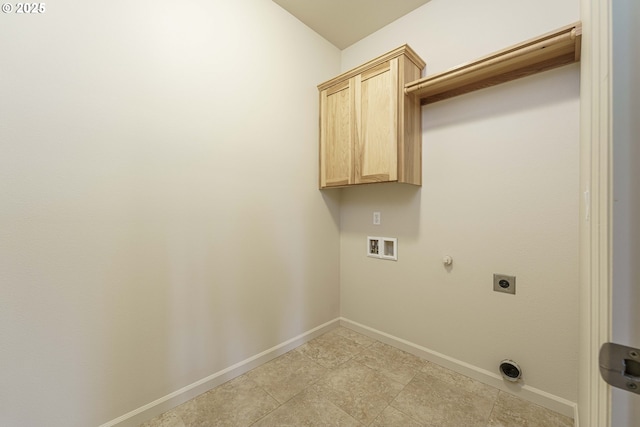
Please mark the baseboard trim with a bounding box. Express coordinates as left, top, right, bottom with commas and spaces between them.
100, 318, 341, 427
340, 317, 578, 419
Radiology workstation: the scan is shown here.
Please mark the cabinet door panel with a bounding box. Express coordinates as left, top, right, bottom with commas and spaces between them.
356, 60, 398, 184
320, 81, 353, 187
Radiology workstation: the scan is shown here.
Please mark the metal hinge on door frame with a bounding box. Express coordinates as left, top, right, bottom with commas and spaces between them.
599, 342, 640, 394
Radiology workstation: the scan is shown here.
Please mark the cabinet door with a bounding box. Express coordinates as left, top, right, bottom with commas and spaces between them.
320, 79, 354, 188
355, 59, 398, 184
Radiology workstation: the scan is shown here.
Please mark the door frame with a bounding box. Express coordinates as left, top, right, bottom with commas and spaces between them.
579, 0, 612, 425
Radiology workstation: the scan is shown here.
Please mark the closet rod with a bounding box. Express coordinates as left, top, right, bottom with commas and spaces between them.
404, 22, 582, 105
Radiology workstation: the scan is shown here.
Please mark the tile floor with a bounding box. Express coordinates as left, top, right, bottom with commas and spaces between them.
140, 327, 574, 427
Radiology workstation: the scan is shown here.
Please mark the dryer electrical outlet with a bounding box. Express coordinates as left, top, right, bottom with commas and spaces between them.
493, 274, 516, 294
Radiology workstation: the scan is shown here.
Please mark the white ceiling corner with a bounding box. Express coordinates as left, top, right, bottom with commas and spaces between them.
272, 0, 431, 49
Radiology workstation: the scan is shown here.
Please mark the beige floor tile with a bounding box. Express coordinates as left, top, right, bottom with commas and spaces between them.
297, 328, 371, 369
354, 341, 424, 385
331, 326, 378, 347
246, 349, 328, 403
390, 372, 496, 427
419, 361, 500, 397
173, 375, 278, 427
312, 359, 405, 425
370, 406, 424, 427
252, 387, 363, 427
367, 341, 426, 369
487, 391, 574, 427
139, 410, 185, 427
139, 329, 573, 427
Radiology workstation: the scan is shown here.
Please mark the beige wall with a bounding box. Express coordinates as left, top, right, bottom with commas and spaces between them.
339, 0, 581, 404
0, 1, 341, 426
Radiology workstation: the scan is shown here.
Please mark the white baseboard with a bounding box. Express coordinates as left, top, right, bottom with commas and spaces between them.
339, 317, 578, 419
100, 318, 341, 427
102, 316, 578, 426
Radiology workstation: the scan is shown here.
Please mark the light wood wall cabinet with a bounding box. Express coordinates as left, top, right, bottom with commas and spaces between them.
318, 45, 426, 188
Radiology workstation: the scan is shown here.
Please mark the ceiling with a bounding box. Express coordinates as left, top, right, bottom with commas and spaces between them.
272, 0, 431, 49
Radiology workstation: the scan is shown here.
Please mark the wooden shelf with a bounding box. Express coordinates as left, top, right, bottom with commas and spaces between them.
404, 22, 582, 105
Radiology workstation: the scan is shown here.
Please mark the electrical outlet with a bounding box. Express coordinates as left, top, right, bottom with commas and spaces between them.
373, 211, 381, 225
493, 274, 516, 294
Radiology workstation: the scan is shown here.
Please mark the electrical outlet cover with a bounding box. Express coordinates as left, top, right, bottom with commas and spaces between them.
373, 211, 381, 225
493, 274, 516, 294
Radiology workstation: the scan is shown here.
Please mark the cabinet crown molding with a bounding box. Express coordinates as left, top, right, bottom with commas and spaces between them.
318, 44, 426, 91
